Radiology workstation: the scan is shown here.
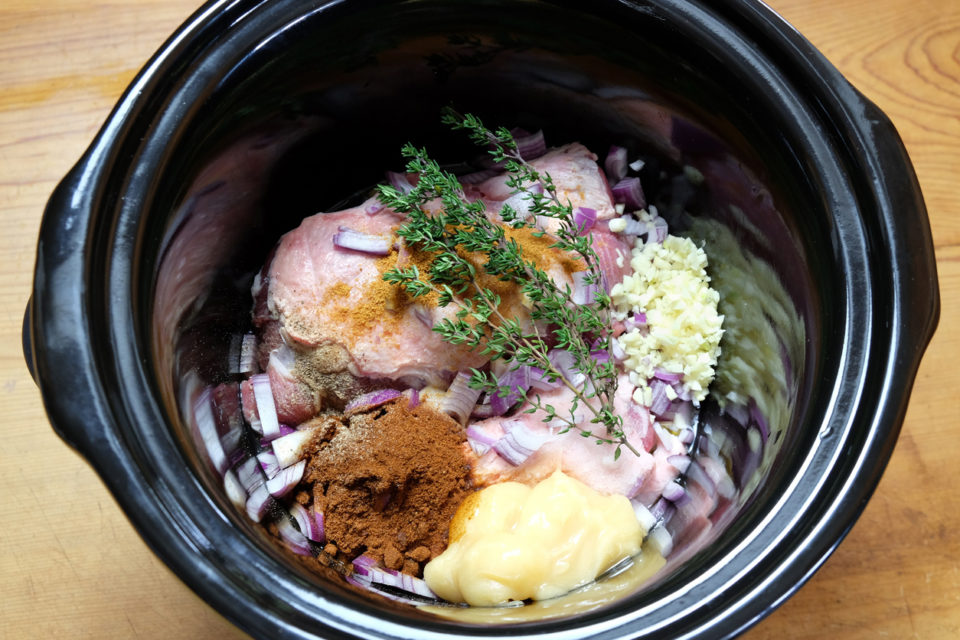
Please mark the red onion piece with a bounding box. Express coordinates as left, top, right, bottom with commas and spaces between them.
193, 387, 228, 476
667, 454, 691, 474
466, 424, 501, 456
386, 170, 414, 194
245, 484, 272, 522
573, 206, 597, 236
653, 368, 683, 384
647, 523, 674, 557
223, 469, 247, 510
441, 371, 482, 425
266, 460, 305, 498
489, 367, 531, 416
345, 389, 402, 413
515, 129, 547, 160
365, 201, 385, 216
605, 145, 628, 183
352, 554, 377, 576
611, 177, 646, 212
649, 215, 669, 244
405, 388, 420, 409
290, 502, 325, 543
571, 271, 602, 305
271, 426, 317, 469
649, 379, 672, 417
277, 517, 313, 556
236, 457, 264, 493
548, 349, 585, 388
662, 480, 687, 504
527, 365, 561, 392
698, 455, 736, 500
493, 419, 552, 466
257, 450, 280, 479
251, 373, 281, 441
332, 226, 392, 255
684, 460, 716, 496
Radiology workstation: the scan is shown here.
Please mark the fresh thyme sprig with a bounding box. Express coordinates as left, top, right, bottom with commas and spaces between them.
378, 110, 637, 460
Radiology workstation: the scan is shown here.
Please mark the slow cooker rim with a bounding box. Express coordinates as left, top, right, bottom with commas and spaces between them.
27, 0, 939, 638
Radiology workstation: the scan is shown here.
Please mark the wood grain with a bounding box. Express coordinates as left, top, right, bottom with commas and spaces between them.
1, 1, 956, 638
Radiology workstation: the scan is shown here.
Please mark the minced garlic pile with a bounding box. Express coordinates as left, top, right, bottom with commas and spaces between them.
610, 233, 724, 404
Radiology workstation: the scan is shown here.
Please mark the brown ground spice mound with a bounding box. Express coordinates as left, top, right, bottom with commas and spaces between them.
303, 400, 472, 576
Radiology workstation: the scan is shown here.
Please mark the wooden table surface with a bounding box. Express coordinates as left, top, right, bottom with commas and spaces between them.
1, 1, 957, 638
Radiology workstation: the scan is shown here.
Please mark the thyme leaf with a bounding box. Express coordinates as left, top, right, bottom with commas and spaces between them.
379, 109, 638, 459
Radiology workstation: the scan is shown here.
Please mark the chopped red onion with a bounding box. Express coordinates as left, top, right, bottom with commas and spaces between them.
352, 554, 377, 575
405, 388, 420, 409
527, 365, 561, 392
648, 215, 669, 244
489, 367, 530, 416
611, 338, 626, 362
548, 349, 585, 388
605, 145, 628, 183
245, 484, 272, 522
653, 368, 683, 384
466, 424, 500, 456
251, 373, 281, 441
348, 570, 438, 604
684, 460, 716, 496
698, 455, 736, 500
386, 170, 414, 194
266, 460, 305, 497
649, 379, 672, 417
493, 419, 552, 466
277, 517, 313, 556
573, 206, 597, 236
662, 480, 687, 504
223, 469, 247, 510
632, 501, 657, 532
441, 371, 482, 425
611, 177, 646, 211
571, 271, 602, 305
236, 456, 264, 493
654, 423, 685, 456
470, 401, 496, 420
629, 158, 646, 172
515, 129, 547, 160
332, 226, 392, 255
193, 387, 228, 476
365, 201, 385, 216
647, 523, 673, 557
271, 426, 317, 469
345, 389, 402, 413
257, 450, 280, 479
667, 454, 691, 474
290, 502, 325, 543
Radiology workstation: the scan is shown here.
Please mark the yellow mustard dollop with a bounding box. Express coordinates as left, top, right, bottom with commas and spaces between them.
423, 471, 644, 606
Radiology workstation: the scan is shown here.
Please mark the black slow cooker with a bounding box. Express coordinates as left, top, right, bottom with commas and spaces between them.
24, 0, 939, 638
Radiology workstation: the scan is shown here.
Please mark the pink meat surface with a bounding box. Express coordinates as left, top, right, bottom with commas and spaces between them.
469, 374, 666, 497
263, 199, 489, 388
468, 143, 618, 235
